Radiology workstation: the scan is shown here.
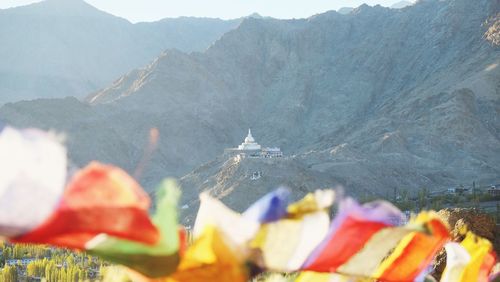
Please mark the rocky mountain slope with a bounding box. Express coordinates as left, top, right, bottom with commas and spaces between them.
1, 0, 498, 211
486, 13, 500, 46
179, 156, 339, 219
0, 0, 240, 105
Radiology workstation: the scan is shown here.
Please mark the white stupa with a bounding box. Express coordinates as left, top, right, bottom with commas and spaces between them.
237, 129, 261, 151
224, 128, 282, 158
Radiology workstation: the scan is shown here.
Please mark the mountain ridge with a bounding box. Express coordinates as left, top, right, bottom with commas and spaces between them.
0, 0, 242, 105
1, 0, 499, 209
391, 1, 413, 9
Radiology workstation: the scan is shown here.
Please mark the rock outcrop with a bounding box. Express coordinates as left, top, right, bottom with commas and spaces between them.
485, 13, 500, 46
437, 208, 496, 242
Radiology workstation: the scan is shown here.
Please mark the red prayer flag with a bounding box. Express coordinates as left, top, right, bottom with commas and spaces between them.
13, 162, 159, 249
303, 217, 389, 272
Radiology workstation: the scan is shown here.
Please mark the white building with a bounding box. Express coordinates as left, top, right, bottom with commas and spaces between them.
225, 129, 283, 158
238, 129, 262, 151
6, 258, 38, 266
262, 147, 283, 158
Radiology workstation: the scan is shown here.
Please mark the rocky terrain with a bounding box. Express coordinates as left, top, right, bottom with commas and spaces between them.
0, 0, 498, 212
486, 13, 500, 46
0, 0, 241, 105
179, 156, 342, 221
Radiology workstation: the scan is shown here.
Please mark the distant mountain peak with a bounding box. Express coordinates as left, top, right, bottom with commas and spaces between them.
350, 3, 388, 15
337, 7, 354, 15
247, 13, 263, 19
39, 0, 91, 8
7, 0, 132, 22
390, 1, 414, 9
0, 0, 241, 105
46, 0, 85, 3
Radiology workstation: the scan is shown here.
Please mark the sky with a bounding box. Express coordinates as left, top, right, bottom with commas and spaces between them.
0, 0, 403, 23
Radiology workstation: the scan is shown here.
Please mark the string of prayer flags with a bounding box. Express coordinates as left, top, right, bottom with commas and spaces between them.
250, 211, 330, 271
302, 198, 406, 273
248, 189, 334, 271
13, 162, 159, 249
300, 199, 451, 281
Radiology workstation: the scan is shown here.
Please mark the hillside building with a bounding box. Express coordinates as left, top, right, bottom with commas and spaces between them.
225, 129, 283, 158
487, 185, 500, 196
237, 129, 261, 151
6, 258, 38, 266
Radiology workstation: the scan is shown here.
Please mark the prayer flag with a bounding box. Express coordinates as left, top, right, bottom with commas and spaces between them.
86, 179, 182, 278
14, 162, 159, 249
243, 187, 290, 223
166, 225, 248, 282
0, 127, 67, 237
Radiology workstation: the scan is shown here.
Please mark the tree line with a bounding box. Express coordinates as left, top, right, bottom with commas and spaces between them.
0, 243, 104, 281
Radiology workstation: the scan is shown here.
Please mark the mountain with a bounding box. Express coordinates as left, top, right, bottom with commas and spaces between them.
391, 1, 413, 9
1, 0, 499, 213
337, 7, 354, 15
178, 156, 346, 224
0, 0, 240, 105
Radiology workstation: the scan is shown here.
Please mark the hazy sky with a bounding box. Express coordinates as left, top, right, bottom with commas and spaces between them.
0, 0, 403, 22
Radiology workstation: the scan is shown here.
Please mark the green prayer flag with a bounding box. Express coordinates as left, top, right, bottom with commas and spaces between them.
86, 179, 181, 278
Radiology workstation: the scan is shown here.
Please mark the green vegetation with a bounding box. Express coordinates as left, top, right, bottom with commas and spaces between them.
0, 243, 105, 281
0, 265, 18, 282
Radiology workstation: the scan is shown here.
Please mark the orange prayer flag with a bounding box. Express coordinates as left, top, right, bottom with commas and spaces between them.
376, 216, 450, 281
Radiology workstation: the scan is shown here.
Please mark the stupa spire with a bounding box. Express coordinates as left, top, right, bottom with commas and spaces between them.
244, 128, 255, 144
